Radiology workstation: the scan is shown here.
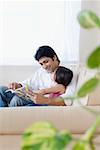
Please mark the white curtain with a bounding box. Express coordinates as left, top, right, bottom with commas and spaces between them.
61, 0, 81, 64
0, 1, 81, 65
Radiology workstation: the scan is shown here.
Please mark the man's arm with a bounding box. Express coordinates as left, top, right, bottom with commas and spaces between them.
47, 97, 65, 106
26, 91, 65, 106
35, 94, 65, 106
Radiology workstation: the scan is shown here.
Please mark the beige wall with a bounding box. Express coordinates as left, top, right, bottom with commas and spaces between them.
79, 0, 100, 64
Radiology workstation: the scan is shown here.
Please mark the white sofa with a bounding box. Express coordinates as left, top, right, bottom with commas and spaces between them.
0, 65, 100, 150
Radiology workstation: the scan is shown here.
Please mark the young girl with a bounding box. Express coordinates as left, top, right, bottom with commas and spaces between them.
34, 66, 73, 98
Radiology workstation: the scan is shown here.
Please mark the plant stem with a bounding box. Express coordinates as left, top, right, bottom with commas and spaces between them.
77, 98, 100, 116
81, 105, 100, 116
83, 116, 100, 141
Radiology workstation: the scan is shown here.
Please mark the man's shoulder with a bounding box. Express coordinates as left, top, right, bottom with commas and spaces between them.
36, 67, 46, 73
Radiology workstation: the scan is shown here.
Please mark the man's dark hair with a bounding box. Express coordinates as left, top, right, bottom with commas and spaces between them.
34, 45, 60, 63
55, 66, 73, 87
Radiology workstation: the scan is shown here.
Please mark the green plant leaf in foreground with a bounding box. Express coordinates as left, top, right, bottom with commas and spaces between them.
21, 122, 72, 150
77, 77, 99, 97
87, 46, 100, 69
77, 10, 100, 28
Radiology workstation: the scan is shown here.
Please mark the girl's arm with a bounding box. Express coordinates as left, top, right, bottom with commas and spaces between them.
35, 84, 65, 95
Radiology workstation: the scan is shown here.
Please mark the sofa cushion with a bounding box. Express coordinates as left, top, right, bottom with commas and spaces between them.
73, 67, 88, 106
0, 135, 21, 150
73, 66, 99, 106
61, 64, 79, 105
88, 86, 100, 105
84, 68, 99, 106
0, 106, 100, 134
0, 66, 38, 86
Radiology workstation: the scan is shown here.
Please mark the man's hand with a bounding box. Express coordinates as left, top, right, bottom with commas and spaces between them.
8, 82, 22, 90
26, 89, 65, 106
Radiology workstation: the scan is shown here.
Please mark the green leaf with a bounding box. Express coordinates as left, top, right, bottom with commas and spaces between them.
21, 122, 72, 150
22, 143, 42, 150
72, 141, 86, 150
77, 77, 99, 97
87, 46, 100, 68
22, 122, 57, 148
54, 130, 72, 149
77, 10, 100, 28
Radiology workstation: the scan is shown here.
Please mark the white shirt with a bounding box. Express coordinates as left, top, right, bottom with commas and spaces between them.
20, 67, 76, 105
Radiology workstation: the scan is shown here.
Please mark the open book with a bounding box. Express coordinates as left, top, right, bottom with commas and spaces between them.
5, 87, 30, 99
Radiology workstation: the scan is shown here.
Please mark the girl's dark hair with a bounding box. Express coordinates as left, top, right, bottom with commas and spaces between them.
34, 45, 60, 63
55, 66, 73, 87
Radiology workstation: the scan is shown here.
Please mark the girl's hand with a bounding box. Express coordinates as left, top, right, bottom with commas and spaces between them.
26, 90, 48, 104
35, 89, 45, 95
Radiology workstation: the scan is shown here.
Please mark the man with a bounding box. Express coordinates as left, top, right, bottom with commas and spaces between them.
0, 46, 75, 107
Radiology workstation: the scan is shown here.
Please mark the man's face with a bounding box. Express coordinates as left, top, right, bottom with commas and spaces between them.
39, 56, 58, 73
